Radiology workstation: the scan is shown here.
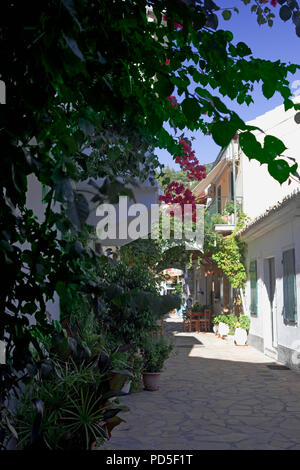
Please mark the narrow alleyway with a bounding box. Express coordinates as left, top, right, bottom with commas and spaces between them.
102, 315, 300, 450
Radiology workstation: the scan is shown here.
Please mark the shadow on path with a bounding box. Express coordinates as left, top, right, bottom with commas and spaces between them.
100, 316, 300, 450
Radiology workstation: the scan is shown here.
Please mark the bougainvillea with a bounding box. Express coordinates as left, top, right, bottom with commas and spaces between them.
159, 181, 201, 222
175, 139, 207, 181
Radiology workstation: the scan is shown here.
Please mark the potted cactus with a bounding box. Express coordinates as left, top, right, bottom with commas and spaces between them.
141, 335, 174, 391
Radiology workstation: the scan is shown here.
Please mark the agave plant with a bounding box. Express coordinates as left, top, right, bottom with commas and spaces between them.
10, 323, 131, 450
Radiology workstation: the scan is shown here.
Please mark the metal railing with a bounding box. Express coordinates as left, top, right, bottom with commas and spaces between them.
205, 196, 243, 227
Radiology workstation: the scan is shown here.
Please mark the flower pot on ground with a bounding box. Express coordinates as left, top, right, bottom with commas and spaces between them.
213, 313, 238, 338
121, 380, 132, 394
234, 327, 248, 346
218, 321, 229, 338
141, 335, 174, 391
234, 316, 250, 346
142, 372, 161, 391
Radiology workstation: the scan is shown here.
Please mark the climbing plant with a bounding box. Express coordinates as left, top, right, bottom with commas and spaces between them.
210, 213, 250, 288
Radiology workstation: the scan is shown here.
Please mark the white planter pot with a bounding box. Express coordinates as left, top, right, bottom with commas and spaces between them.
213, 324, 218, 335
234, 327, 248, 346
121, 380, 132, 394
218, 322, 229, 337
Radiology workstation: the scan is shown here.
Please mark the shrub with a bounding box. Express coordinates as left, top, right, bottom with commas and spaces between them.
236, 315, 251, 331
141, 335, 174, 373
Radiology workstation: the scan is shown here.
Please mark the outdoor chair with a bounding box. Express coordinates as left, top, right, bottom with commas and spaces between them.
198, 309, 211, 332
183, 311, 200, 333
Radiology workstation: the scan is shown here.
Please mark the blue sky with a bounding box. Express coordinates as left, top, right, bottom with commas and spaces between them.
155, 0, 300, 170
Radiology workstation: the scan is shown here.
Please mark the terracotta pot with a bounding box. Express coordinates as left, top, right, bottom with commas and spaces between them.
142, 372, 160, 391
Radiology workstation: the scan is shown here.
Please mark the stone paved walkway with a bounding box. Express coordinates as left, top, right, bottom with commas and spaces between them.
102, 315, 300, 450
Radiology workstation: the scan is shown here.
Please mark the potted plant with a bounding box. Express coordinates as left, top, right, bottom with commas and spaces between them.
191, 302, 202, 313
227, 314, 238, 335
141, 335, 174, 391
212, 315, 220, 335
234, 315, 250, 346
213, 314, 230, 337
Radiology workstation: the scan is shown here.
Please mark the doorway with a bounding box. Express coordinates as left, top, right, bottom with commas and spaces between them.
265, 257, 277, 350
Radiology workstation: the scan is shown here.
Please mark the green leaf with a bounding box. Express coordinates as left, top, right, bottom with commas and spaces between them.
211, 96, 229, 114
279, 5, 292, 22
211, 120, 237, 147
262, 81, 276, 99
239, 131, 262, 160
79, 118, 95, 136
62, 34, 85, 61
222, 10, 232, 21
236, 42, 252, 57
290, 163, 298, 175
181, 98, 201, 121
264, 135, 287, 158
284, 99, 294, 111
268, 159, 290, 184
155, 74, 174, 98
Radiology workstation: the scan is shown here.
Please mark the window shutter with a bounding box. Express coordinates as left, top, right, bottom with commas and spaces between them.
250, 260, 257, 315
283, 249, 297, 322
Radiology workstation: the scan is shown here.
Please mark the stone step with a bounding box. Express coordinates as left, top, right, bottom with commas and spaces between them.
264, 347, 278, 361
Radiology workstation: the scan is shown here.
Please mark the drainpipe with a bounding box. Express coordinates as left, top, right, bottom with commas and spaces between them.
231, 140, 237, 228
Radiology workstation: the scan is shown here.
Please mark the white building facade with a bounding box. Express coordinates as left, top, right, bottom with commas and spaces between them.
237, 97, 300, 370
239, 192, 300, 370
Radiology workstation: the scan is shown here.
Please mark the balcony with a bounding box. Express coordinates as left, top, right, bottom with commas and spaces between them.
205, 196, 243, 233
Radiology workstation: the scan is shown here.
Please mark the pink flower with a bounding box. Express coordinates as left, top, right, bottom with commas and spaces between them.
167, 96, 178, 107
174, 21, 183, 30
179, 139, 191, 154
270, 0, 278, 6
165, 58, 170, 66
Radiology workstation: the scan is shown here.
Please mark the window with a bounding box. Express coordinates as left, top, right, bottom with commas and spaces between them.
217, 185, 222, 213
214, 276, 220, 300
249, 260, 258, 315
283, 249, 297, 323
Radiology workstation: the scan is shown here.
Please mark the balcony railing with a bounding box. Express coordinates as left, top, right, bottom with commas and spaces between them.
205, 196, 243, 228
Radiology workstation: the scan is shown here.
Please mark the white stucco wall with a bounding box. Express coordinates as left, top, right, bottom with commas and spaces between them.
239, 96, 300, 220
25, 174, 61, 321
76, 177, 159, 247
242, 196, 300, 359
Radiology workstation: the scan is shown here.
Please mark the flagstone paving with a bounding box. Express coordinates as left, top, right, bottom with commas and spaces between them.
101, 315, 300, 450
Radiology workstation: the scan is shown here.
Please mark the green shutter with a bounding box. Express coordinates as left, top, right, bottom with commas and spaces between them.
283, 249, 297, 322
249, 260, 257, 315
